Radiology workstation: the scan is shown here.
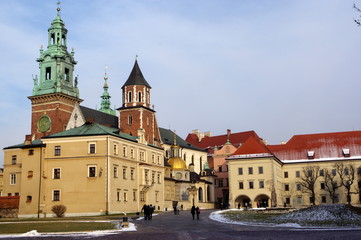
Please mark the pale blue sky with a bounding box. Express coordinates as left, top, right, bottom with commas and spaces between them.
1, 0, 361, 162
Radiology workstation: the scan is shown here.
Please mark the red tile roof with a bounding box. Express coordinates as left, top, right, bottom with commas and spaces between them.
185, 130, 260, 150
230, 130, 361, 162
232, 136, 273, 156
268, 131, 361, 161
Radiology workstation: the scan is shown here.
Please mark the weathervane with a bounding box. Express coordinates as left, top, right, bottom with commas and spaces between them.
104, 65, 108, 80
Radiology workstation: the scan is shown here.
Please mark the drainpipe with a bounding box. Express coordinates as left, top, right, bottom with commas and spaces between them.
37, 146, 43, 218
105, 137, 109, 215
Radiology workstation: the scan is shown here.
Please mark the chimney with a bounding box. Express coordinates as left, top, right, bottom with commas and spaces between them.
227, 129, 231, 139
24, 134, 32, 145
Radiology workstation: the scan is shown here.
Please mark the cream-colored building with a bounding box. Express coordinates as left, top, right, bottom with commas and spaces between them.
3, 123, 164, 217
227, 132, 361, 208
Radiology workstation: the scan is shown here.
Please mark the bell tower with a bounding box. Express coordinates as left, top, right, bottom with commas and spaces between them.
118, 59, 161, 147
28, 2, 82, 139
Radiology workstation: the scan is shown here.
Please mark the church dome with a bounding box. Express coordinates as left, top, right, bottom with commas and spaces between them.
167, 157, 187, 170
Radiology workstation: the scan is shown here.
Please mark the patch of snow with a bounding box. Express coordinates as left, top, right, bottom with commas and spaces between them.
21, 230, 40, 236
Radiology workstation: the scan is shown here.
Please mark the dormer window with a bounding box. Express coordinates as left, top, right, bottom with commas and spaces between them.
307, 151, 315, 159
342, 149, 350, 157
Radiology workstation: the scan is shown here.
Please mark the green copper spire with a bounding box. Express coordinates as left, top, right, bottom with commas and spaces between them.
99, 66, 116, 116
32, 2, 79, 98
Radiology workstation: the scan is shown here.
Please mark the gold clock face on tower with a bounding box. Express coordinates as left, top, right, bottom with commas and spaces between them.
37, 115, 51, 132
176, 172, 182, 180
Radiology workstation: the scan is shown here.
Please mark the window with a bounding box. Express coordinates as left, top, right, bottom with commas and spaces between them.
140, 192, 145, 202
123, 168, 127, 179
28, 149, 34, 155
117, 189, 121, 201
284, 172, 288, 178
88, 166, 96, 177
128, 91, 132, 102
307, 151, 315, 159
89, 143, 96, 154
130, 149, 134, 158
28, 171, 33, 178
152, 154, 155, 163
53, 168, 61, 179
218, 166, 222, 172
259, 180, 264, 188
285, 184, 289, 191
295, 171, 300, 178
238, 168, 243, 175
296, 183, 301, 191
320, 169, 324, 176
14, 192, 19, 196
45, 67, 51, 80
10, 174, 16, 185
11, 155, 17, 165
64, 68, 69, 81
128, 115, 133, 125
258, 166, 263, 174
157, 173, 161, 183
332, 169, 336, 176
285, 197, 290, 205
123, 146, 127, 157
155, 191, 159, 202
140, 151, 145, 161
226, 178, 229, 187
113, 166, 118, 178
133, 190, 137, 201
321, 196, 327, 203
26, 196, 32, 202
157, 156, 160, 164
138, 92, 142, 102
124, 192, 128, 202
344, 168, 349, 175
342, 148, 350, 157
334, 195, 339, 203
218, 179, 223, 187
248, 167, 253, 175
249, 181, 254, 189
54, 146, 61, 156
239, 182, 244, 189
53, 190, 60, 201
297, 196, 302, 204
152, 172, 155, 183
113, 144, 118, 155
131, 168, 135, 180
320, 182, 325, 190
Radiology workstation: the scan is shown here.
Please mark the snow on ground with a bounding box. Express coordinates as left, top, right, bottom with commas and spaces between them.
274, 204, 361, 222
209, 205, 361, 229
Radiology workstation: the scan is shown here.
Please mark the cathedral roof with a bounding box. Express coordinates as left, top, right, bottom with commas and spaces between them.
80, 105, 118, 128
159, 128, 205, 151
122, 60, 151, 89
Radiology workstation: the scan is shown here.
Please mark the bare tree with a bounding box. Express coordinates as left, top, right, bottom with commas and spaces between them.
299, 166, 320, 205
354, 3, 361, 26
323, 168, 341, 204
335, 163, 357, 205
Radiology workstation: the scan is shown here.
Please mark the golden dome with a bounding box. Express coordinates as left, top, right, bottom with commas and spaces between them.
167, 157, 187, 170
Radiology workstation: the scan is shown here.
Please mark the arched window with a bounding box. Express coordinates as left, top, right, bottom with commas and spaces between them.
183, 153, 186, 160
128, 115, 133, 125
128, 91, 132, 103
207, 185, 211, 202
191, 155, 194, 165
138, 92, 142, 102
200, 157, 202, 171
198, 187, 203, 202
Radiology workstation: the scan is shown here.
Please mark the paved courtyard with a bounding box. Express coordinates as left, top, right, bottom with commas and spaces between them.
7, 209, 361, 240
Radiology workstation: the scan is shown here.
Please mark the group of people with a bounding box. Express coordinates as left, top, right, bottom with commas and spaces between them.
190, 206, 201, 220
141, 204, 154, 220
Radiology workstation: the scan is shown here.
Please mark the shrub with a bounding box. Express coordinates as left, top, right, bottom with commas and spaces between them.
51, 205, 67, 217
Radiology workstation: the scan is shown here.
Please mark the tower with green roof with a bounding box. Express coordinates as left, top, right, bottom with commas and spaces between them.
98, 66, 116, 116
28, 2, 82, 140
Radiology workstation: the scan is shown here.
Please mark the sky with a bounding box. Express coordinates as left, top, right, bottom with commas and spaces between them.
1, 0, 361, 163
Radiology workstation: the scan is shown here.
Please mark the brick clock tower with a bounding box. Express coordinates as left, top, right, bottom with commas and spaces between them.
118, 59, 162, 147
28, 4, 82, 140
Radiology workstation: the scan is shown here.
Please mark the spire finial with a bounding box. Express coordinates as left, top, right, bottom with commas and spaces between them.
135, 55, 138, 61
173, 130, 177, 145
57, 1, 61, 16
104, 65, 108, 80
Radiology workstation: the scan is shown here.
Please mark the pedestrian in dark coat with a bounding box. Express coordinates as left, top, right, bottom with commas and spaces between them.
196, 206, 200, 220
191, 206, 196, 220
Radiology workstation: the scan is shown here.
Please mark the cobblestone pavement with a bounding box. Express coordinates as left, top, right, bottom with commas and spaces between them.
10, 210, 361, 240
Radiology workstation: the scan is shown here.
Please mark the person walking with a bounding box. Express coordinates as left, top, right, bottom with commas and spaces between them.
191, 205, 196, 220
196, 206, 200, 220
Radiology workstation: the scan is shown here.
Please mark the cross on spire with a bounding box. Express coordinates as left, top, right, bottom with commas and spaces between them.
57, 1, 61, 16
